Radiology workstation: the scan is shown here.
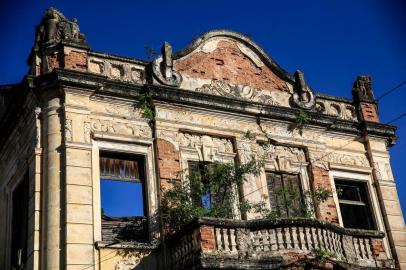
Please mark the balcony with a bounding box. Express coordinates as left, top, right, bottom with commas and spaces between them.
165, 218, 394, 270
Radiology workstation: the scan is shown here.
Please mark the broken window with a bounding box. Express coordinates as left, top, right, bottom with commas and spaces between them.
188, 161, 212, 209
10, 172, 29, 270
335, 180, 375, 230
100, 153, 148, 242
266, 172, 303, 218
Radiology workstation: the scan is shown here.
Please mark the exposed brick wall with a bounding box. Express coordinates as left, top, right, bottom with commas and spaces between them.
174, 40, 289, 92
371, 239, 386, 258
64, 50, 87, 71
199, 225, 215, 252
360, 102, 379, 122
46, 53, 62, 70
156, 139, 180, 192
310, 166, 339, 224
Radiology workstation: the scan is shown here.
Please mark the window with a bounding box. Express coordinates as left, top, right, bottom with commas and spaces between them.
10, 173, 29, 269
188, 161, 211, 209
100, 153, 148, 242
266, 172, 302, 218
335, 180, 375, 230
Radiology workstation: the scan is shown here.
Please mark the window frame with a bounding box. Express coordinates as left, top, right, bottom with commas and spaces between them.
99, 152, 148, 218
265, 171, 304, 218
92, 140, 159, 244
334, 178, 377, 230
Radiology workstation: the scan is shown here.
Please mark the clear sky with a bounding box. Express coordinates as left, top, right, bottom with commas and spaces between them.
1, 1, 405, 215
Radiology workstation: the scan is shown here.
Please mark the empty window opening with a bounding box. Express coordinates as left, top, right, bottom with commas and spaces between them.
99, 153, 148, 242
188, 161, 212, 209
335, 179, 375, 230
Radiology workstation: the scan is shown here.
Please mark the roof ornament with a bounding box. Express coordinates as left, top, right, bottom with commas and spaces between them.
34, 7, 87, 48
352, 75, 375, 102
152, 42, 182, 87
291, 70, 315, 109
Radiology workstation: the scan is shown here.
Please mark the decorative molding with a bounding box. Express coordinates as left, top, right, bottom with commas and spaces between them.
84, 121, 91, 143
65, 118, 72, 142
310, 151, 370, 170
315, 99, 357, 121
196, 80, 280, 105
90, 118, 152, 138
88, 56, 145, 84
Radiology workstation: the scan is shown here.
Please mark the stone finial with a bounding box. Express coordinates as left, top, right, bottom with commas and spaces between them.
152, 41, 182, 87
291, 70, 315, 109
161, 42, 173, 80
352, 75, 375, 102
34, 7, 87, 48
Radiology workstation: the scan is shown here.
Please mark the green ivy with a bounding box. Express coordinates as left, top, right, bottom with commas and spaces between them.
162, 159, 265, 231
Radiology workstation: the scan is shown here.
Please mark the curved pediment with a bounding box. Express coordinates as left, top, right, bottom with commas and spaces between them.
152, 30, 315, 108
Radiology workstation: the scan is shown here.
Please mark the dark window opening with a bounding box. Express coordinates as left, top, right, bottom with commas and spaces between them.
266, 172, 303, 218
335, 180, 375, 230
100, 153, 148, 242
11, 172, 29, 269
188, 161, 212, 209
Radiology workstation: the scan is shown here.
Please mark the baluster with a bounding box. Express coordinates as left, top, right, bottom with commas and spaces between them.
230, 228, 237, 253
277, 228, 284, 250
322, 229, 329, 251
306, 227, 313, 250
269, 229, 277, 251
359, 238, 366, 259
291, 227, 300, 249
223, 228, 230, 251
262, 229, 270, 252
312, 227, 319, 249
298, 227, 306, 250
365, 238, 372, 259
353, 237, 360, 259
215, 228, 222, 250
285, 227, 293, 249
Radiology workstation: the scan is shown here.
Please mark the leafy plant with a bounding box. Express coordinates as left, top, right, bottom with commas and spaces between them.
244, 130, 257, 140
162, 159, 265, 231
313, 247, 337, 264
144, 44, 157, 60
137, 92, 155, 121
296, 110, 310, 127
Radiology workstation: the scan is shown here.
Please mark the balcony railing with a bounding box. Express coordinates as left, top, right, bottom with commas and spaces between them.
165, 218, 394, 269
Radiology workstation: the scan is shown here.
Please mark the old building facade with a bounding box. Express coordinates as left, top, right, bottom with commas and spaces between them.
0, 8, 405, 270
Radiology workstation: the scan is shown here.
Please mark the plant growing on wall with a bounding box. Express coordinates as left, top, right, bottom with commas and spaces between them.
137, 91, 155, 121
162, 159, 265, 231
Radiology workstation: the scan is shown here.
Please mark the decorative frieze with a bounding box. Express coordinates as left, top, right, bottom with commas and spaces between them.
65, 118, 73, 142
310, 151, 370, 169
315, 99, 357, 121
196, 80, 281, 105
90, 118, 151, 138
88, 56, 145, 84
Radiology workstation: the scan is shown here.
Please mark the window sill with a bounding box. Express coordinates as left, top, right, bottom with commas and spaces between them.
95, 240, 159, 250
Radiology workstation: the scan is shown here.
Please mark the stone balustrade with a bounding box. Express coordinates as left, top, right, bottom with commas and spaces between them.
166, 218, 394, 269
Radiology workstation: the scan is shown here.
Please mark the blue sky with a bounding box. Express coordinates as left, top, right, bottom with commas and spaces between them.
1, 1, 405, 215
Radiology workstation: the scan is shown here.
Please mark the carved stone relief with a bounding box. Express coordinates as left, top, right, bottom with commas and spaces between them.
258, 143, 307, 172
90, 118, 152, 138
65, 119, 72, 142
84, 122, 91, 143
315, 99, 357, 121
157, 129, 234, 161
196, 80, 281, 105
88, 56, 145, 84
310, 151, 370, 169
